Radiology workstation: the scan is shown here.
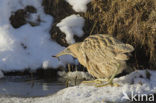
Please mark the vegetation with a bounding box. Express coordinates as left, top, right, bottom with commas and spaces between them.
42, 0, 156, 70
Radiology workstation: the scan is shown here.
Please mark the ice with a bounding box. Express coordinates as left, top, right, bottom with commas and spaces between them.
0, 70, 4, 78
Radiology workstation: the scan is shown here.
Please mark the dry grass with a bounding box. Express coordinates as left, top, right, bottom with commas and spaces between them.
82, 0, 156, 69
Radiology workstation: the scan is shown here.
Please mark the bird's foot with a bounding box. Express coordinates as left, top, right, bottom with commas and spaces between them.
82, 79, 102, 84
81, 79, 107, 84
81, 79, 120, 87
95, 81, 120, 87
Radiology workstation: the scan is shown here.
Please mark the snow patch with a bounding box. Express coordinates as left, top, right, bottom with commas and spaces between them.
0, 0, 74, 71
0, 26, 14, 52
57, 14, 85, 44
65, 0, 91, 12
58, 71, 93, 86
51, 70, 156, 103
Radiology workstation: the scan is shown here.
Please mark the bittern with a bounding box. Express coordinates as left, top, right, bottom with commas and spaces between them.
53, 34, 134, 87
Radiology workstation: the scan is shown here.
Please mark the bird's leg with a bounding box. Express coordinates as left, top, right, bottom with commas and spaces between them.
96, 64, 120, 87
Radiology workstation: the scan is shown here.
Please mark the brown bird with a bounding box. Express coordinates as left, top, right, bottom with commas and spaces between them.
53, 34, 134, 86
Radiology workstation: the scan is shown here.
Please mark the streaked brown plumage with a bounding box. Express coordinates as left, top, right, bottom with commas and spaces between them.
53, 34, 134, 86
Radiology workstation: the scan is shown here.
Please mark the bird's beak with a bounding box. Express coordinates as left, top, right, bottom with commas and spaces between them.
52, 48, 71, 60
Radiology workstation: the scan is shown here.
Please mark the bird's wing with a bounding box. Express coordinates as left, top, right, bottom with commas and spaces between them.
113, 44, 134, 53
80, 34, 134, 64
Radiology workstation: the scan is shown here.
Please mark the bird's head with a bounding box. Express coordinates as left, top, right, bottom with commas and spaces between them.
52, 43, 81, 60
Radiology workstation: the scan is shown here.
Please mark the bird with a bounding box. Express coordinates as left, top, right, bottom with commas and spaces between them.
53, 34, 134, 87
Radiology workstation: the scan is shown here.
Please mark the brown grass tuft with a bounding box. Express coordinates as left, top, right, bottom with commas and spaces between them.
82, 0, 156, 69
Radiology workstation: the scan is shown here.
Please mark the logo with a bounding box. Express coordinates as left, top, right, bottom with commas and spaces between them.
121, 90, 154, 102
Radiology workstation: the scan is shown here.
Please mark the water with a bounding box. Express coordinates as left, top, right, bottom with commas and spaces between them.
0, 76, 65, 97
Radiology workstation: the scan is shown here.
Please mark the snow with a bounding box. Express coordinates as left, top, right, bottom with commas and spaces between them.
65, 0, 92, 12
58, 71, 93, 86
58, 71, 92, 80
57, 14, 85, 44
48, 70, 156, 103
0, 70, 155, 103
0, 0, 74, 71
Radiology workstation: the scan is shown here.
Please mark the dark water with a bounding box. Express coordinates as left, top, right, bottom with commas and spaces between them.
0, 76, 65, 97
